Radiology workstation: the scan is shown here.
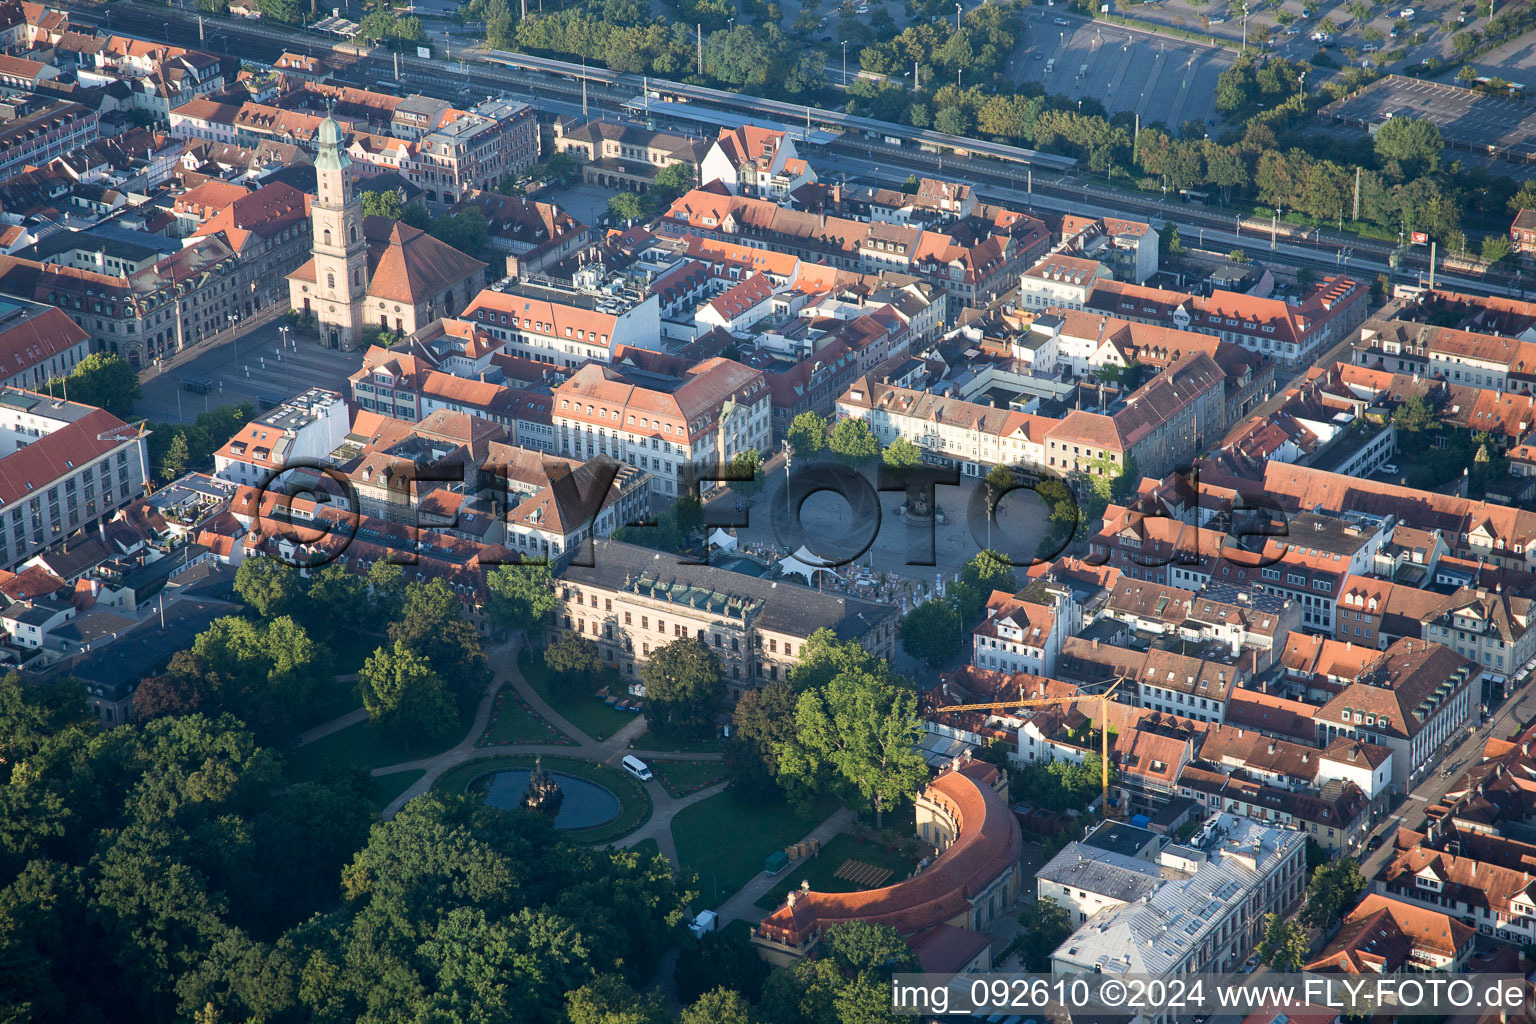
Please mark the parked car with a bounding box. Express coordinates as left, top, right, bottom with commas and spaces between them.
1367, 835, 1385, 851
1054, 16, 1070, 24
1399, 6, 1415, 16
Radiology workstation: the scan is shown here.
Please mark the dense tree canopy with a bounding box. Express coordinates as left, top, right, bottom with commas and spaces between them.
45, 352, 140, 417
640, 637, 725, 738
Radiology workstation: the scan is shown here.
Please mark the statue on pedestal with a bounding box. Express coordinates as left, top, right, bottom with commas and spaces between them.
521, 756, 564, 817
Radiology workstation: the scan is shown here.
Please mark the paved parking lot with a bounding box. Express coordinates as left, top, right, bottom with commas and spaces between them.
725, 466, 1054, 584
136, 324, 366, 425
1009, 10, 1233, 128
1321, 74, 1536, 160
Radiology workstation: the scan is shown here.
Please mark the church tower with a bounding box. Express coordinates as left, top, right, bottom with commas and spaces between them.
309, 113, 367, 350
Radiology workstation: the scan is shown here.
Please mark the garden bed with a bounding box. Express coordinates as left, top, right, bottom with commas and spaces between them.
478, 687, 576, 747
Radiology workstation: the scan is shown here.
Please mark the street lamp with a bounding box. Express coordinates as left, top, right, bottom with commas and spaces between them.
781, 439, 792, 531
955, 2, 962, 32
842, 39, 848, 88
227, 313, 240, 363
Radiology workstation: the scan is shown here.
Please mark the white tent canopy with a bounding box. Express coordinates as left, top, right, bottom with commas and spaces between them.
708, 529, 737, 552
779, 546, 843, 583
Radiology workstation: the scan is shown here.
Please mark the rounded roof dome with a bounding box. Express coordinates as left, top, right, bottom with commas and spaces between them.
317, 115, 343, 148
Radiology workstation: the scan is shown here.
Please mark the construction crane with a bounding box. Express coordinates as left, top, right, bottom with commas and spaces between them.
934, 677, 1124, 818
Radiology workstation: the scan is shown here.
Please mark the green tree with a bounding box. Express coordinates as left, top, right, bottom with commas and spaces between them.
358, 640, 460, 747
1483, 234, 1513, 265
675, 927, 770, 1004
307, 562, 369, 636
777, 666, 928, 826
484, 0, 514, 49
822, 921, 916, 974
487, 562, 557, 633
1229, 247, 1249, 263
47, 352, 140, 417
359, 188, 405, 220
959, 550, 1017, 617
1300, 858, 1367, 929
1015, 896, 1074, 971
1392, 393, 1439, 432
726, 447, 764, 494
430, 206, 489, 258
828, 417, 880, 464
1257, 912, 1309, 972
608, 192, 645, 223
640, 637, 724, 738
901, 597, 962, 667
681, 988, 752, 1024
565, 974, 668, 1024
233, 557, 305, 619
545, 632, 602, 700
984, 463, 1017, 500
788, 411, 828, 459
760, 957, 845, 1024
1458, 63, 1479, 83
160, 433, 191, 480
388, 579, 490, 708
366, 558, 406, 621
882, 436, 923, 469
1374, 115, 1444, 174
725, 678, 799, 797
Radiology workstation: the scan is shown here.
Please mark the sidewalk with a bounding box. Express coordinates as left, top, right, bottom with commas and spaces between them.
293, 705, 368, 747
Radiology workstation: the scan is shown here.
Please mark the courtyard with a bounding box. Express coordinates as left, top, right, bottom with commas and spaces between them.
136, 320, 367, 425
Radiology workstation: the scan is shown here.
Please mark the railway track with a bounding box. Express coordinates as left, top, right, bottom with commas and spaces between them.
97, 2, 1526, 295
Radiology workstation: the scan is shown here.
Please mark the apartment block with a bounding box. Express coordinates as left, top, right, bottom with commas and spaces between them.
0, 387, 149, 572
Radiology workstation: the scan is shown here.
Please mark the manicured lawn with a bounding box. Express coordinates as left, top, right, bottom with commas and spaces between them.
479, 688, 575, 747
436, 754, 652, 845
629, 728, 723, 754
672, 791, 841, 905
284, 719, 451, 785
518, 650, 637, 742
371, 769, 425, 813
753, 831, 920, 910
650, 758, 727, 799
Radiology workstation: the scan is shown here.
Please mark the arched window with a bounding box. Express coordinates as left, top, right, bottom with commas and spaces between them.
327, 272, 335, 290
349, 226, 357, 243
323, 229, 331, 246
354, 269, 362, 287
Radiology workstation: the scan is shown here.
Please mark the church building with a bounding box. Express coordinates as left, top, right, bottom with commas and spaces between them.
287, 113, 488, 350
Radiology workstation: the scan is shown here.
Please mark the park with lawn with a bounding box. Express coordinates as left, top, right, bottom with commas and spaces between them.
284, 719, 453, 786
649, 758, 727, 799
671, 791, 842, 906
478, 687, 575, 747
517, 649, 637, 742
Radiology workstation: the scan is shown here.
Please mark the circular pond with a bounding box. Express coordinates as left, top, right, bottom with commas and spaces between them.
470, 769, 622, 830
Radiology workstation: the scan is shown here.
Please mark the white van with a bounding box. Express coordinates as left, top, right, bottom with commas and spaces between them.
622, 755, 653, 781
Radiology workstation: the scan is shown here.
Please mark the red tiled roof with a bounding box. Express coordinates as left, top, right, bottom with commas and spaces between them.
0, 306, 86, 381
755, 759, 1020, 944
